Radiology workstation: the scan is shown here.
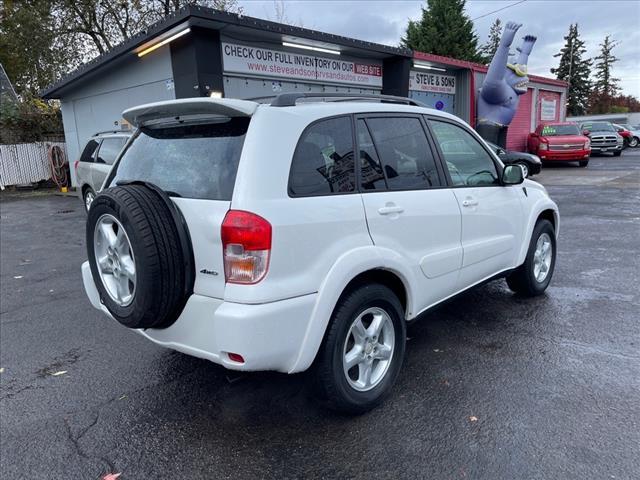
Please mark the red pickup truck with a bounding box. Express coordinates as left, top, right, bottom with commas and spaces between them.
528, 122, 591, 167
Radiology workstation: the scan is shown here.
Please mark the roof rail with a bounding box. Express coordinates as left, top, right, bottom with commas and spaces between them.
92, 129, 131, 136
269, 93, 425, 107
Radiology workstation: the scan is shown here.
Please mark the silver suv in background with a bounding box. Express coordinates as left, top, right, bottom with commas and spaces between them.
74, 131, 131, 211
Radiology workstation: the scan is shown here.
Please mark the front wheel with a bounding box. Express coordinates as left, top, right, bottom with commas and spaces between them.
579, 160, 589, 167
507, 219, 556, 296
314, 283, 406, 414
629, 137, 639, 148
517, 162, 530, 178
613, 150, 622, 157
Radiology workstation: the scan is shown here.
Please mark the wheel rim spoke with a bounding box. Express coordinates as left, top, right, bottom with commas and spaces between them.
94, 214, 136, 307
342, 306, 395, 392
533, 233, 553, 283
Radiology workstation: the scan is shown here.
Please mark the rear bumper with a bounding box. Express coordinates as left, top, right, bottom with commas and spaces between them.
82, 262, 316, 373
538, 149, 590, 161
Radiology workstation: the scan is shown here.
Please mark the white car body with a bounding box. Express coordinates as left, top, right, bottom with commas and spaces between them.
82, 97, 559, 374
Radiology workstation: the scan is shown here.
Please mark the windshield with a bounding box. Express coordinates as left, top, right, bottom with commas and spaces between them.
109, 117, 249, 200
540, 124, 580, 136
581, 122, 615, 133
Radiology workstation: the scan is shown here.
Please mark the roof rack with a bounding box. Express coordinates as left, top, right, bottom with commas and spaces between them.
268, 93, 424, 107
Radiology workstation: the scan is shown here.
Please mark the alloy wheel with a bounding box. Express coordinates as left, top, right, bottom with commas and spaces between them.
533, 232, 552, 283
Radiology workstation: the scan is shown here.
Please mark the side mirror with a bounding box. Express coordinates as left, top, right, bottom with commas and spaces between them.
502, 164, 525, 185
582, 129, 590, 136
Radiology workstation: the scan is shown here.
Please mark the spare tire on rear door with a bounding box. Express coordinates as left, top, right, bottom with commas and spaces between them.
86, 183, 194, 329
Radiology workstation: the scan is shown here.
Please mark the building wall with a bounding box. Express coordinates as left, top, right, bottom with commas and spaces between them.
60, 45, 175, 186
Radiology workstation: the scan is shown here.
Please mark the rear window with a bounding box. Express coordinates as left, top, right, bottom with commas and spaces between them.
110, 118, 249, 200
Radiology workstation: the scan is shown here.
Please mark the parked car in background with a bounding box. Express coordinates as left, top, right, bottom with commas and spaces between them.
75, 131, 132, 212
580, 122, 623, 157
485, 141, 541, 178
616, 123, 639, 148
527, 122, 591, 167
612, 124, 632, 148
81, 94, 559, 414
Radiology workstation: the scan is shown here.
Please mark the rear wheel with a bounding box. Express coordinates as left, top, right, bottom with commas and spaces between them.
629, 137, 639, 148
579, 160, 589, 167
315, 283, 406, 414
507, 219, 556, 297
517, 162, 529, 177
83, 187, 96, 212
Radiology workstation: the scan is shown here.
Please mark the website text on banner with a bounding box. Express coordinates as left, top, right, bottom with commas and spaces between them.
222, 43, 383, 88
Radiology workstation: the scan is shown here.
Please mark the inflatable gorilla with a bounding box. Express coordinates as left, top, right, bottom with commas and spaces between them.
477, 22, 537, 148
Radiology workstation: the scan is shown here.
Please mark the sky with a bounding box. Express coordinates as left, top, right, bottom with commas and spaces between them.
238, 0, 640, 98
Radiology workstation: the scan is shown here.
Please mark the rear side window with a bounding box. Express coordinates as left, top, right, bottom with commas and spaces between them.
288, 116, 355, 196
96, 137, 127, 165
366, 117, 442, 190
80, 139, 99, 163
110, 118, 249, 200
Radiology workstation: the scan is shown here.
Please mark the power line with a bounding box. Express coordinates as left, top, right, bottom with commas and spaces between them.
472, 0, 528, 21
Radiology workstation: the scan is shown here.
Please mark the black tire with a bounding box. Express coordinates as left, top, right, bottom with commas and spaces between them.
86, 184, 194, 329
314, 283, 406, 414
506, 219, 556, 297
579, 160, 589, 167
613, 150, 622, 157
629, 137, 639, 148
83, 186, 96, 213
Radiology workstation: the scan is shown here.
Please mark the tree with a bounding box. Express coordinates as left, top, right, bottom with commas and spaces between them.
0, 0, 76, 96
402, 0, 481, 62
589, 35, 621, 114
479, 18, 502, 64
550, 24, 592, 116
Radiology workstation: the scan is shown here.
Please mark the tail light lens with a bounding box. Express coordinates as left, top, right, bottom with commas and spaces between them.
221, 210, 271, 284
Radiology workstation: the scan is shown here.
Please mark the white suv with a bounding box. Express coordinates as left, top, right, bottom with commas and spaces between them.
82, 94, 559, 413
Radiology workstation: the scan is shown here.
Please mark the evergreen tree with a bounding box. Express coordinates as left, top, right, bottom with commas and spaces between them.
550, 24, 592, 116
479, 18, 503, 64
589, 35, 621, 114
402, 0, 482, 62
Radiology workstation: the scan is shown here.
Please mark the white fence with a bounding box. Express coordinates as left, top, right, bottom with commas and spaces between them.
0, 142, 67, 189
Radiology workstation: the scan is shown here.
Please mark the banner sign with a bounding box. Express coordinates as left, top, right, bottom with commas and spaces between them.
222, 42, 383, 88
540, 98, 557, 121
409, 71, 456, 94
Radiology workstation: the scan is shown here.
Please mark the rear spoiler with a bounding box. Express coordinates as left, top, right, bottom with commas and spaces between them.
122, 98, 258, 127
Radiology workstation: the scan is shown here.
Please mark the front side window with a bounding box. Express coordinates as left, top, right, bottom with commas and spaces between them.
288, 116, 355, 196
96, 137, 127, 165
110, 118, 249, 200
80, 139, 99, 163
365, 117, 441, 190
429, 120, 499, 187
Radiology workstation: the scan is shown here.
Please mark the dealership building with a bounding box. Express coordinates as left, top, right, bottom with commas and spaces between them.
41, 5, 568, 186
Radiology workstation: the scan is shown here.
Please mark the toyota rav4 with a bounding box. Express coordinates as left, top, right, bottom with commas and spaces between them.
82, 94, 559, 413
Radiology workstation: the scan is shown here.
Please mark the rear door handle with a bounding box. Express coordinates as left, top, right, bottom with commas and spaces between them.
462, 197, 479, 207
378, 204, 404, 215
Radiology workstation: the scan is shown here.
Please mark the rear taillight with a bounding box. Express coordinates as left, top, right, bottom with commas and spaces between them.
221, 210, 271, 284
74, 160, 79, 170
539, 140, 549, 151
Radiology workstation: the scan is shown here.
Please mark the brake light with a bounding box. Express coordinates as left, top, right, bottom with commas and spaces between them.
221, 210, 271, 284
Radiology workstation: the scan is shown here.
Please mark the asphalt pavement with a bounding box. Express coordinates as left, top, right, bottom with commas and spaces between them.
1, 150, 639, 479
